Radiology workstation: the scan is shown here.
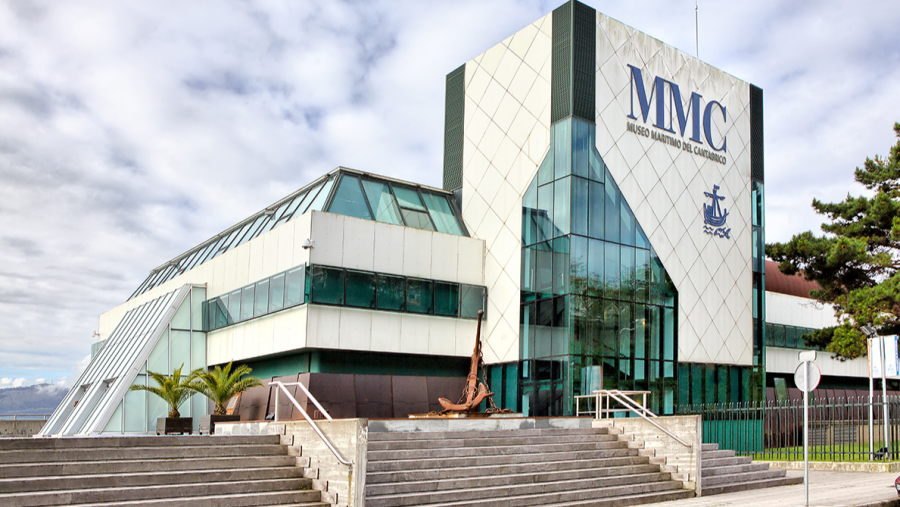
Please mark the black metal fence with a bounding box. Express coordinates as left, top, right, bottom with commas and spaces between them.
680, 396, 900, 462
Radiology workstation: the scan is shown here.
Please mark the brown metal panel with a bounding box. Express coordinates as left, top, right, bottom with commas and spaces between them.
426, 376, 467, 413
236, 382, 271, 421
307, 373, 357, 419
288, 373, 311, 420
355, 374, 394, 419
392, 376, 429, 417
267, 375, 301, 421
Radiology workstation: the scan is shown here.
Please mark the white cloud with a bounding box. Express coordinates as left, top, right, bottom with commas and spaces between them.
0, 0, 897, 384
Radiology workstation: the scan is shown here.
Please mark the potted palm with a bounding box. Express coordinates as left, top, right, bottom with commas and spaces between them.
192, 362, 263, 434
129, 364, 202, 435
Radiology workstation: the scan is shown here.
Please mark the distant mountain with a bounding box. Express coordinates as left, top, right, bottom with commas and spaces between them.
0, 384, 69, 415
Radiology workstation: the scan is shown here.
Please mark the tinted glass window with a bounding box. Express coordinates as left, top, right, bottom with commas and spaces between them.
284, 267, 306, 307
328, 175, 373, 220
392, 185, 426, 210
400, 209, 435, 231
434, 282, 459, 317
361, 180, 403, 226
376, 274, 406, 311
268, 274, 285, 312
422, 193, 463, 235
407, 279, 433, 314
310, 265, 344, 305
345, 270, 376, 308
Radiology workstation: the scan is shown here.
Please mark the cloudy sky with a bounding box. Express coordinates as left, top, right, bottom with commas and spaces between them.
0, 0, 897, 389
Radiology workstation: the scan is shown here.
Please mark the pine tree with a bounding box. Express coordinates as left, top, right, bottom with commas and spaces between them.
766, 122, 900, 360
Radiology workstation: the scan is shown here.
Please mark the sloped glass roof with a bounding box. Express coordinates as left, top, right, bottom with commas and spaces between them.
128, 168, 467, 301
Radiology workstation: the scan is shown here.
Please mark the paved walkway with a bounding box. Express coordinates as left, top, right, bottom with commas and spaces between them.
644, 471, 900, 507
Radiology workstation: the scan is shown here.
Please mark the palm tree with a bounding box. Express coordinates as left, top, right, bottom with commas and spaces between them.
191, 362, 262, 415
130, 364, 202, 418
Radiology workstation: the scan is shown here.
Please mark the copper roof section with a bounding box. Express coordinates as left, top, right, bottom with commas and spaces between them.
765, 260, 821, 299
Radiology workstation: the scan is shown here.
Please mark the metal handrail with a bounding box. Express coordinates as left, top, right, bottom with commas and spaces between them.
268, 381, 351, 466
600, 390, 690, 448
0, 414, 51, 421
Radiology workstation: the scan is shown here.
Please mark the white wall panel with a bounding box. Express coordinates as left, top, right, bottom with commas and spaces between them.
371, 312, 402, 353
429, 318, 457, 356
766, 292, 840, 329
402, 228, 433, 279
373, 221, 405, 275
339, 308, 373, 351
767, 347, 868, 378
400, 314, 430, 355
431, 233, 459, 282
342, 216, 376, 271
309, 212, 344, 266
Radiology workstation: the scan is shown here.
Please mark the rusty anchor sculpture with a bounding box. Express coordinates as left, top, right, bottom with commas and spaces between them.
438, 310, 511, 415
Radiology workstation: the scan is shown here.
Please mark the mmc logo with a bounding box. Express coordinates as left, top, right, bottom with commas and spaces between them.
626, 64, 727, 153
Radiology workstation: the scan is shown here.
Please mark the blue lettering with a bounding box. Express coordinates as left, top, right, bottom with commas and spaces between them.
627, 65, 664, 124
669, 83, 703, 143
703, 100, 727, 152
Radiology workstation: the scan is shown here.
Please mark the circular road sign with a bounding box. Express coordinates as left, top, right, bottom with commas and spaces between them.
794, 361, 821, 393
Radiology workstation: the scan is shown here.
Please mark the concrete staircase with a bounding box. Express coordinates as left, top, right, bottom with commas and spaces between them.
0, 434, 327, 507
701, 443, 803, 495
365, 426, 694, 507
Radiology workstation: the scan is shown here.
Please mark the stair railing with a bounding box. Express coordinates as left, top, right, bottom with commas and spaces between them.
268, 381, 351, 466
594, 389, 691, 448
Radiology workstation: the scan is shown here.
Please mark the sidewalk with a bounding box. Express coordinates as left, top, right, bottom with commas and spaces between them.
643, 470, 900, 507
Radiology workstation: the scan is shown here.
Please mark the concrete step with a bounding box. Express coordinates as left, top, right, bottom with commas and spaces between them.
0, 478, 313, 507
367, 447, 642, 472
701, 475, 804, 496
540, 489, 695, 507
366, 464, 668, 497
701, 455, 753, 467
367, 440, 628, 461
0, 455, 298, 479
368, 427, 608, 441
366, 472, 674, 507
368, 479, 687, 507
2, 435, 279, 451
0, 444, 287, 464
700, 449, 736, 459
367, 433, 618, 451
701, 443, 719, 451
367, 457, 655, 484
0, 467, 304, 494
62, 490, 326, 507
700, 462, 770, 477
701, 469, 788, 487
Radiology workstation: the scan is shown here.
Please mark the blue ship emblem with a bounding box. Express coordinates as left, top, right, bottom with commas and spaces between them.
703, 185, 731, 239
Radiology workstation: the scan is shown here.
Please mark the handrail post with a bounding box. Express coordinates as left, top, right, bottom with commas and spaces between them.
274, 386, 280, 422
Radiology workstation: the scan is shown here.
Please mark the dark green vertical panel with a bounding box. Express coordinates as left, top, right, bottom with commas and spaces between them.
571, 0, 595, 122
552, 1, 596, 123
443, 64, 466, 191
749, 84, 764, 183
551, 2, 573, 123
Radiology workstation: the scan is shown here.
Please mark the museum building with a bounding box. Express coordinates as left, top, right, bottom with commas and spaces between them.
43, 1, 779, 436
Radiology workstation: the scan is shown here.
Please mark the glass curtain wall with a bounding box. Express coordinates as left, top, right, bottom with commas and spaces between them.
519, 117, 678, 417
103, 287, 208, 434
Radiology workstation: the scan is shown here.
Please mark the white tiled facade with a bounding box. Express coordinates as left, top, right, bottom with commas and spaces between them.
101, 210, 485, 367
459, 8, 754, 366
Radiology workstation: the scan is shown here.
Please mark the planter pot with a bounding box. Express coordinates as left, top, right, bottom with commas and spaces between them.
197, 414, 241, 435
156, 417, 192, 435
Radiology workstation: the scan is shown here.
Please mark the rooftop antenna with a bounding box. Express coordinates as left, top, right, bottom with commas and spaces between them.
695, 1, 699, 58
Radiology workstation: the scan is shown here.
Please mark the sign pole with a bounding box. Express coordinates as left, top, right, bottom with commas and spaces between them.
796, 350, 818, 507
882, 335, 889, 458
869, 338, 874, 459
804, 359, 809, 507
